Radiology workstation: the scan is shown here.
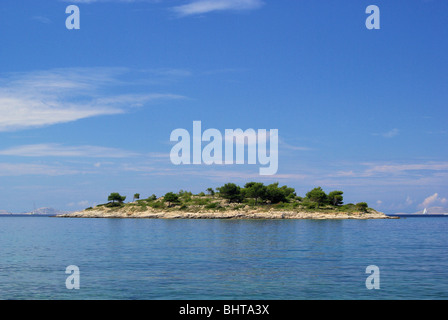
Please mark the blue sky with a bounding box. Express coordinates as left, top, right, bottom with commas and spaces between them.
0, 0, 447, 213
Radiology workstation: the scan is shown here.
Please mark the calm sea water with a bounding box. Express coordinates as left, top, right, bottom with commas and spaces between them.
0, 216, 447, 300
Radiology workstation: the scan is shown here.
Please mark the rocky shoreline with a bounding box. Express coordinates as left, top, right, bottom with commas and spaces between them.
57, 208, 397, 220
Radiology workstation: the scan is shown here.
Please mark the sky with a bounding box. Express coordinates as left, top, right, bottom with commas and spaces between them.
0, 0, 447, 213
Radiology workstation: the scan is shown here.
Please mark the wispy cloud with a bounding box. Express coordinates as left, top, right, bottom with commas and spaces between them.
0, 163, 82, 176
173, 0, 264, 17
59, 0, 264, 16
0, 144, 140, 158
0, 68, 186, 132
372, 128, 400, 138
142, 167, 307, 181
364, 162, 448, 175
32, 16, 52, 24
279, 138, 313, 152
331, 161, 448, 180
315, 161, 448, 189
60, 0, 153, 3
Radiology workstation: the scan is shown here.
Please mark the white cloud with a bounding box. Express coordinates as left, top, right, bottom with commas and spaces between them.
0, 144, 139, 158
420, 193, 448, 208
0, 68, 185, 132
173, 0, 264, 16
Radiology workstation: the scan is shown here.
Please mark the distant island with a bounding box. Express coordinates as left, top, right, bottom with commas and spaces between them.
387, 206, 448, 217
58, 182, 395, 220
0, 207, 71, 216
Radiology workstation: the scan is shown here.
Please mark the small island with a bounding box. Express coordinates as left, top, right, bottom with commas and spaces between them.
58, 182, 396, 220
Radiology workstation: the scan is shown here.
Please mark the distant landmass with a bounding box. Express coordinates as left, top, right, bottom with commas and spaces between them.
29, 207, 72, 216
389, 206, 448, 217
417, 207, 448, 214
0, 207, 72, 216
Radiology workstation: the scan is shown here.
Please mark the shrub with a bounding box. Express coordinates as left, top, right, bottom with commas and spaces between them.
356, 202, 369, 213
274, 202, 286, 209
302, 201, 317, 210
147, 194, 157, 201
205, 202, 219, 209
150, 201, 165, 209
106, 202, 124, 208
164, 192, 180, 207
179, 190, 193, 197
193, 198, 210, 205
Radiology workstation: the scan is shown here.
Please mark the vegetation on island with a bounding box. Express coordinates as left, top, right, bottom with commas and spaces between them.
86, 183, 373, 214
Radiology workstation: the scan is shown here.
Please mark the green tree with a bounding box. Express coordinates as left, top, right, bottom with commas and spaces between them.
164, 192, 180, 207
328, 191, 344, 206
356, 202, 368, 213
306, 187, 327, 208
133, 193, 140, 202
262, 183, 292, 204
280, 185, 296, 200
216, 183, 243, 203
206, 188, 215, 196
108, 192, 126, 204
148, 194, 157, 201
244, 182, 267, 205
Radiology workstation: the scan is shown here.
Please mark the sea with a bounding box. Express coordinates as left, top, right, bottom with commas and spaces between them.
0, 215, 447, 300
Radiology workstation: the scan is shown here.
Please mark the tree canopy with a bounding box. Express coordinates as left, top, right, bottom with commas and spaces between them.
164, 192, 180, 207
108, 192, 126, 204
243, 182, 267, 205
216, 183, 243, 203
306, 187, 327, 207
328, 191, 344, 206
356, 202, 369, 212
